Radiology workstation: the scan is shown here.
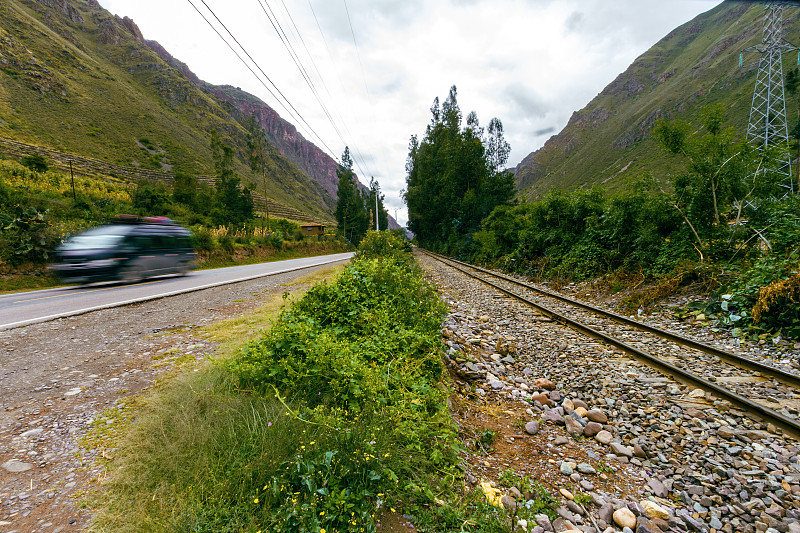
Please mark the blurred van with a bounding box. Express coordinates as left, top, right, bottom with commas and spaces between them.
51, 215, 197, 284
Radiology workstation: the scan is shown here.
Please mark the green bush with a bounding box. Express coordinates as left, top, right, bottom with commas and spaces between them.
262, 425, 385, 532
354, 230, 412, 264
0, 204, 59, 265
132, 180, 172, 215
192, 226, 214, 252
226, 241, 460, 530
232, 256, 446, 407
269, 230, 284, 248
217, 233, 234, 254
20, 153, 48, 172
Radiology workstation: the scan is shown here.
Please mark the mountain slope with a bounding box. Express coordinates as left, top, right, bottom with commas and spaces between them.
0, 0, 337, 222
514, 1, 792, 198
144, 41, 352, 204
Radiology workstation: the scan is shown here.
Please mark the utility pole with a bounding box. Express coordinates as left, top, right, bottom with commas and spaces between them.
375, 190, 379, 232
67, 158, 76, 200
742, 1, 800, 193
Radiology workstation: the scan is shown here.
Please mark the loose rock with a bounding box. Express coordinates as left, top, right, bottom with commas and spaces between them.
1, 460, 34, 473
595, 430, 613, 444
613, 507, 637, 528
640, 500, 669, 521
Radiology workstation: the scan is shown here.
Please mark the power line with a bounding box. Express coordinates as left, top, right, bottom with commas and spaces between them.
278, 0, 330, 97
305, 0, 372, 171
254, 0, 354, 168
276, 0, 362, 166
342, 0, 369, 99
188, 0, 381, 188
340, 0, 377, 178
186, 0, 340, 161
198, 0, 334, 155
264, 0, 375, 180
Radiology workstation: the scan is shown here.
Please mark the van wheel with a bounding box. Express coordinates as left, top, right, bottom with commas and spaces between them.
120, 264, 144, 284
177, 262, 191, 276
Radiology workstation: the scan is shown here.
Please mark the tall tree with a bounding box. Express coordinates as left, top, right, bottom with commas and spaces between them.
335, 147, 368, 243
404, 85, 515, 252
172, 171, 198, 210
246, 114, 271, 231
485, 117, 511, 176
209, 129, 254, 226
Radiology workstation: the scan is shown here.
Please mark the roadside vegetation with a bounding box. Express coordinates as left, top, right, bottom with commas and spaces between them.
87, 231, 557, 532
405, 99, 800, 341
0, 140, 345, 293
333, 147, 390, 245
403, 85, 515, 254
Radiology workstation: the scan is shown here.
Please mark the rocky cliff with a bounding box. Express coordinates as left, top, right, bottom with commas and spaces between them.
200, 84, 342, 199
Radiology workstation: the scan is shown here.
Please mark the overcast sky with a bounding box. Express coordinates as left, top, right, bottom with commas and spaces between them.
97, 0, 722, 226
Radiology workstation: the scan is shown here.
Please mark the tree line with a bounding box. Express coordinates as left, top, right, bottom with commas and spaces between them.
399, 88, 798, 338
403, 85, 515, 254
465, 103, 798, 338
334, 146, 389, 244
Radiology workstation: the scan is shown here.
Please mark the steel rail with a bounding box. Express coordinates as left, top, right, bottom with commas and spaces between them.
425, 250, 800, 389
422, 250, 800, 441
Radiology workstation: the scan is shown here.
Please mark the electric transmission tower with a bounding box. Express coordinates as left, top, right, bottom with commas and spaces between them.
742, 1, 800, 192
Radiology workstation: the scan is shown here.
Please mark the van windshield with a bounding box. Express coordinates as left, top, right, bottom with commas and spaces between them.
62, 227, 127, 250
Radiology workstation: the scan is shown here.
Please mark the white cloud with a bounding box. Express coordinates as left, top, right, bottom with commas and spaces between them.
97, 0, 722, 226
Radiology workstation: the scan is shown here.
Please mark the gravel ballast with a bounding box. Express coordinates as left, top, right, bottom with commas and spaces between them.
418, 251, 800, 533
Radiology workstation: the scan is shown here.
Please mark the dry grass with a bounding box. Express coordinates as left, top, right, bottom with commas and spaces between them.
753, 270, 800, 324
621, 274, 685, 313
620, 262, 721, 313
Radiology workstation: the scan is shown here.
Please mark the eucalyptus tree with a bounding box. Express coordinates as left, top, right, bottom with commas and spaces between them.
245, 114, 272, 230
404, 85, 515, 252
335, 147, 369, 243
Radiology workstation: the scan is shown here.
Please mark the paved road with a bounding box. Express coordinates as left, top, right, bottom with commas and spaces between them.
0, 252, 353, 330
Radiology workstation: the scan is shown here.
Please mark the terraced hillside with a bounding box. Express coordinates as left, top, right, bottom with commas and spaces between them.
0, 0, 342, 223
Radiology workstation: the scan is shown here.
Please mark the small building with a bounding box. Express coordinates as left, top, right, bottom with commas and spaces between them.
299, 222, 326, 236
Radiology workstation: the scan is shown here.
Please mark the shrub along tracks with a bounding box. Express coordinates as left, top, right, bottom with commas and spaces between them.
417, 250, 800, 532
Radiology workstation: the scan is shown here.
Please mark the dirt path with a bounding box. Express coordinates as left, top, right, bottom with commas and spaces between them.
0, 263, 348, 533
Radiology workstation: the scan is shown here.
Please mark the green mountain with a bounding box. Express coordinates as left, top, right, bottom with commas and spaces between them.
0, 0, 344, 223
514, 1, 798, 198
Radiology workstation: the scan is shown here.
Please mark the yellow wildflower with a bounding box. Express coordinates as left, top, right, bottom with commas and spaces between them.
479, 481, 504, 508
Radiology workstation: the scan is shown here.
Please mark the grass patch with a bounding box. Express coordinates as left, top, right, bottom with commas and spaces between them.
89, 366, 312, 532
0, 268, 63, 294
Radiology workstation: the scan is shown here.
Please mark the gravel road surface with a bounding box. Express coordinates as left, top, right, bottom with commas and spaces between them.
0, 256, 351, 533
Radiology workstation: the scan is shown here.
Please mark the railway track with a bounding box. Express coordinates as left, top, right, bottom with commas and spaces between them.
421, 249, 800, 441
